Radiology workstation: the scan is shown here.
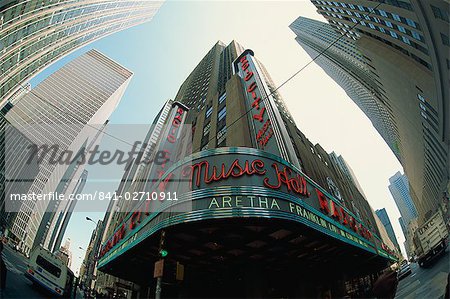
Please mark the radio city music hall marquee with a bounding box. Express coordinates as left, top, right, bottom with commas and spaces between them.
98, 148, 396, 265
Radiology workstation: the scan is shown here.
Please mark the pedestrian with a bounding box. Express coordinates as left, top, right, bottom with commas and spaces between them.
0, 241, 7, 298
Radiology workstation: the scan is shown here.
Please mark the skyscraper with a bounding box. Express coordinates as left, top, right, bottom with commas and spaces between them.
3, 49, 133, 255
0, 0, 163, 105
329, 151, 366, 197
296, 1, 449, 224
96, 41, 398, 298
389, 171, 418, 234
375, 208, 401, 251
290, 17, 399, 160
45, 170, 89, 252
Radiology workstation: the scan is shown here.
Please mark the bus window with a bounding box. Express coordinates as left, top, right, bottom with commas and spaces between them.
36, 255, 61, 277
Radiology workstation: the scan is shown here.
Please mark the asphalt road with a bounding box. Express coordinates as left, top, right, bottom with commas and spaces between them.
395, 249, 449, 299
1, 243, 448, 298
1, 245, 83, 299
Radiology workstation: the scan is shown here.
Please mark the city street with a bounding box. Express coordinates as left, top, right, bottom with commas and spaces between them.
1, 245, 83, 299
395, 250, 449, 299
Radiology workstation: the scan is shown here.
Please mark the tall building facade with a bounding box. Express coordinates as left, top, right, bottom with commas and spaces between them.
296, 1, 449, 224
290, 17, 399, 160
0, 0, 163, 105
330, 151, 366, 197
388, 171, 418, 234
45, 170, 89, 253
2, 49, 133, 255
375, 208, 400, 251
96, 41, 397, 298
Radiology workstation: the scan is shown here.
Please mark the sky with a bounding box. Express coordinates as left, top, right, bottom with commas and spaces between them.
32, 0, 405, 274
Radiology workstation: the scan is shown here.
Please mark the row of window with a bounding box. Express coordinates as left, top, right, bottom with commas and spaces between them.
313, 0, 418, 28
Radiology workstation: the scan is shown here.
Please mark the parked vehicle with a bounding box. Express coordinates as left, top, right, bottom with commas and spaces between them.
413, 210, 448, 267
25, 246, 74, 297
397, 263, 412, 280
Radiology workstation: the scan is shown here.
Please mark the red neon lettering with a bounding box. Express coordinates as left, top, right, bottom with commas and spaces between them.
263, 163, 309, 197
158, 172, 173, 192
340, 207, 349, 225
244, 71, 253, 81
130, 211, 140, 230
253, 107, 266, 122
316, 189, 329, 214
247, 82, 257, 93
167, 134, 176, 143
189, 159, 267, 188
330, 201, 341, 221
252, 98, 262, 110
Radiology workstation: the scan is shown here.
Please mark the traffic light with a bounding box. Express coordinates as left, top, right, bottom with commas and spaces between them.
159, 249, 168, 257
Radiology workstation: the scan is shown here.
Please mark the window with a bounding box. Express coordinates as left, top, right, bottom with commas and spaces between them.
402, 36, 411, 45
390, 31, 398, 38
217, 106, 226, 121
217, 126, 227, 146
398, 25, 406, 33
406, 18, 416, 28
385, 20, 393, 28
369, 23, 376, 29
203, 122, 211, 136
417, 94, 425, 102
431, 5, 450, 23
205, 106, 213, 118
388, 13, 400, 22
379, 27, 386, 33
379, 9, 388, 17
421, 111, 427, 120
412, 31, 421, 41
441, 33, 449, 46
36, 255, 61, 277
419, 103, 426, 111
218, 93, 226, 104
357, 5, 364, 11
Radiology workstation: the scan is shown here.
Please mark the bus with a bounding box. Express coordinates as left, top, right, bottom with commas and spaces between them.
25, 246, 75, 297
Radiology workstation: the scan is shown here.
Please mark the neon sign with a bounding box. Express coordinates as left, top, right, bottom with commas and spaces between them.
99, 149, 392, 262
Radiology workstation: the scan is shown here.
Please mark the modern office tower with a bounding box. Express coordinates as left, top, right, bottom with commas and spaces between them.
0, 0, 163, 106
3, 49, 132, 255
97, 41, 398, 298
372, 209, 397, 251
389, 171, 418, 232
375, 208, 401, 251
329, 151, 366, 197
300, 1, 449, 224
45, 170, 89, 253
290, 17, 399, 160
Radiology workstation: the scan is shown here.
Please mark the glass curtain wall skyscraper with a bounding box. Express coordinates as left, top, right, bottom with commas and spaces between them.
0, 0, 163, 106
2, 49, 133, 255
294, 1, 449, 224
375, 208, 401, 251
389, 171, 418, 234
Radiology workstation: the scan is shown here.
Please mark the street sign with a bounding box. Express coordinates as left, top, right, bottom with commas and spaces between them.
153, 259, 164, 278
176, 262, 184, 281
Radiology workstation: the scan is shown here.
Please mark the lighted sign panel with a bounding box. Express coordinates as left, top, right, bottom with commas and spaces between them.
143, 101, 190, 192
235, 52, 280, 155
98, 148, 397, 267
234, 50, 301, 169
